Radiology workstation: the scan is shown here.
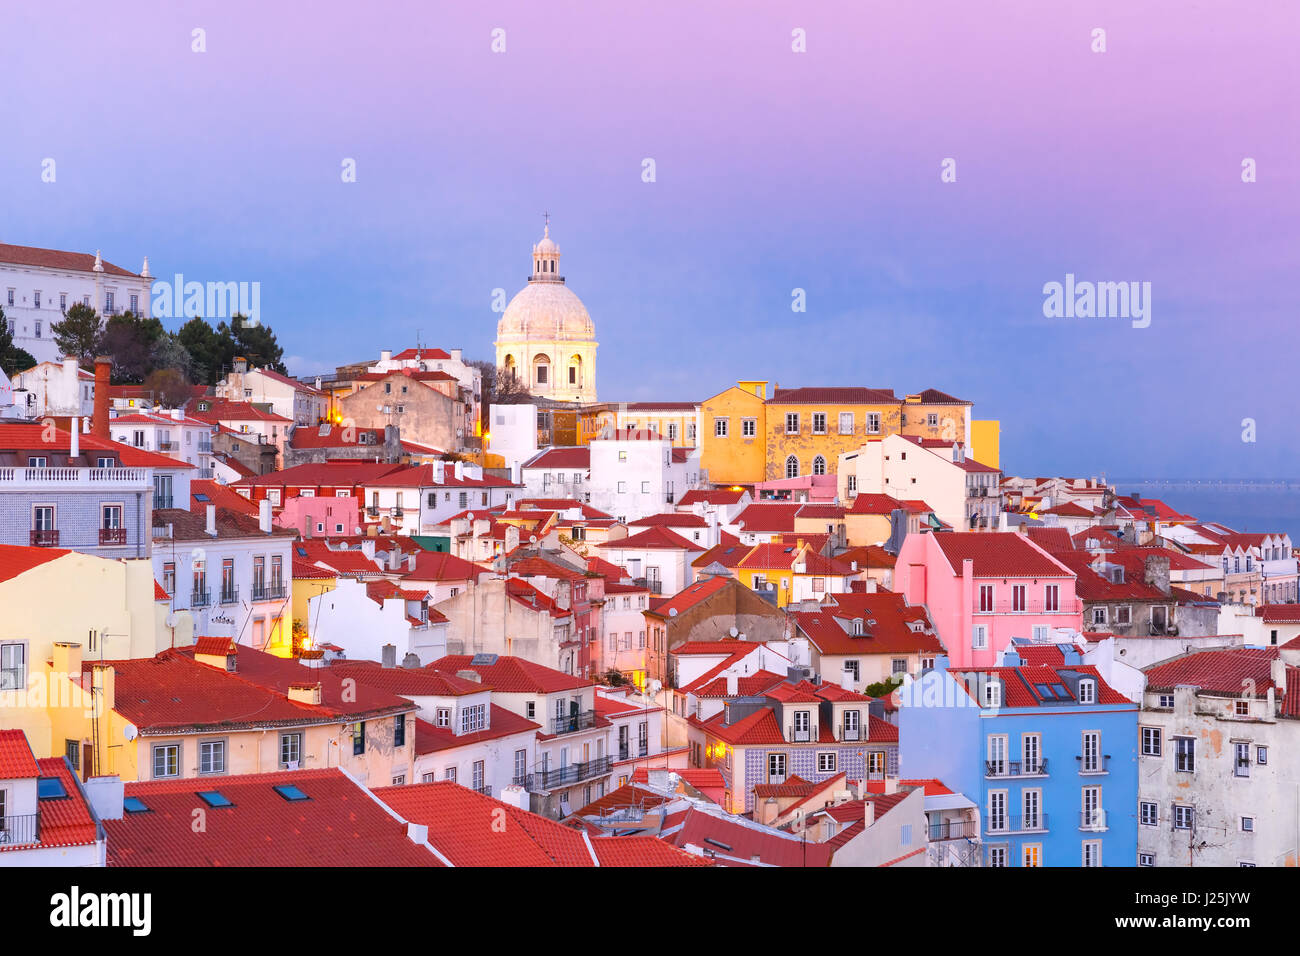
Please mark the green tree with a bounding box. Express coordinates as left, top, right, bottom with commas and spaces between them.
99, 311, 166, 383
150, 332, 196, 381
0, 306, 37, 376
229, 315, 286, 374
51, 302, 102, 367
178, 317, 222, 385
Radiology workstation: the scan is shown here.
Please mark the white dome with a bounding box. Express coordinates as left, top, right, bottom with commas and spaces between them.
497, 281, 594, 341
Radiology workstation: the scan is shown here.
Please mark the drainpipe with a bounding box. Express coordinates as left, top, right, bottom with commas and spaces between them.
135, 492, 143, 558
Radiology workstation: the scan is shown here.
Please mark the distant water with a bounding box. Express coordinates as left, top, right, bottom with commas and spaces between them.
1110, 479, 1300, 542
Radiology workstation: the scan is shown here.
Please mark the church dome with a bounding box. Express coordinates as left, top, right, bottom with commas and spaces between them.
496, 222, 595, 342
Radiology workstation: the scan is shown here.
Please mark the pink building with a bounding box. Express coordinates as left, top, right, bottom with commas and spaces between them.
275, 494, 362, 537
894, 532, 1082, 668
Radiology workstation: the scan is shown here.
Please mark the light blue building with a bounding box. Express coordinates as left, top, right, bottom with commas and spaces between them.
898, 645, 1138, 866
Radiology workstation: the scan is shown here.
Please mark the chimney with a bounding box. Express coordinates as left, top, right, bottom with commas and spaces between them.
303, 514, 313, 539
498, 784, 530, 811
206, 504, 217, 536
454, 460, 464, 480
456, 669, 483, 683
287, 682, 323, 705
1271, 657, 1286, 695
52, 641, 82, 677
450, 348, 462, 362
91, 664, 115, 713
83, 776, 124, 822
726, 673, 738, 696
380, 349, 392, 363
69, 416, 80, 460
863, 799, 875, 828
259, 498, 273, 534
381, 644, 397, 668
92, 357, 111, 438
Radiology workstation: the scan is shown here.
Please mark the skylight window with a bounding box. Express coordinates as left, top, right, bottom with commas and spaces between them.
194, 493, 210, 502
37, 776, 67, 799
197, 790, 233, 808
273, 784, 310, 802
123, 797, 151, 813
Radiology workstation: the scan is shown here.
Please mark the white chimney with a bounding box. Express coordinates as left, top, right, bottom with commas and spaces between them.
380, 350, 392, 363
454, 460, 464, 480
206, 504, 217, 536
499, 784, 530, 811
726, 673, 738, 696
863, 799, 875, 828
259, 498, 273, 534
70, 420, 79, 459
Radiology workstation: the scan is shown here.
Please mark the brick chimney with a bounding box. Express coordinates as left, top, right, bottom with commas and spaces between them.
92, 356, 112, 438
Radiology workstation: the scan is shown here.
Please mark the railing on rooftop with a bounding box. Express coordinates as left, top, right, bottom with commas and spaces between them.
0, 467, 150, 487
0, 812, 41, 847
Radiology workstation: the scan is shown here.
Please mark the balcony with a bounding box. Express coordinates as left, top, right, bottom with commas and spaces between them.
664, 492, 675, 504
1079, 809, 1108, 832
191, 590, 212, 608
840, 726, 861, 741
985, 759, 1048, 778
153, 495, 173, 509
1077, 754, 1111, 775
219, 587, 240, 605
974, 599, 1082, 615
366, 506, 380, 517
0, 812, 40, 847
986, 813, 1049, 835
391, 507, 404, 518
158, 441, 177, 451
631, 577, 663, 595
929, 819, 978, 841
0, 466, 150, 491
29, 529, 60, 547
99, 527, 127, 546
197, 442, 213, 455
515, 756, 612, 792
788, 726, 812, 743
251, 583, 288, 601
550, 709, 598, 736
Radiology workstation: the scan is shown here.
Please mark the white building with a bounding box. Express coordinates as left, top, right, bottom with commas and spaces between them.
488, 403, 541, 482
0, 731, 105, 866
9, 359, 94, 421
587, 430, 701, 524
594, 526, 703, 597
216, 358, 326, 426
0, 243, 152, 365
151, 502, 297, 651
1138, 646, 1300, 867
110, 409, 217, 479
308, 576, 448, 665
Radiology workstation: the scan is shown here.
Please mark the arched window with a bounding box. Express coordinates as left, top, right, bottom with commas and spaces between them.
785, 455, 799, 479
812, 455, 826, 476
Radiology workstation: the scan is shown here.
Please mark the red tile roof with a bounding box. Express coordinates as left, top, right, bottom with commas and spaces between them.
237, 461, 406, 489
0, 729, 41, 778
0, 545, 71, 584
597, 526, 704, 552
770, 387, 898, 405
629, 766, 726, 790
106, 769, 438, 866
413, 706, 540, 754
644, 574, 733, 618
523, 447, 590, 470
670, 638, 765, 656
678, 489, 746, 507
192, 400, 293, 424
629, 512, 709, 529
0, 242, 141, 276
390, 347, 452, 361
933, 532, 1072, 578
1259, 604, 1300, 624
189, 480, 259, 516
288, 424, 386, 448
907, 388, 970, 405
28, 757, 100, 851
366, 463, 518, 489
732, 503, 804, 534
949, 664, 1129, 707
661, 806, 834, 866
402, 549, 488, 582
0, 423, 196, 469
791, 592, 941, 656
690, 532, 750, 568
1144, 647, 1286, 697
429, 655, 592, 694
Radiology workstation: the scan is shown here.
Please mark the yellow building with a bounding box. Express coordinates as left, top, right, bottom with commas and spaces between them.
901, 390, 973, 445
291, 563, 338, 656
697, 381, 768, 486
970, 419, 1001, 469
765, 387, 902, 482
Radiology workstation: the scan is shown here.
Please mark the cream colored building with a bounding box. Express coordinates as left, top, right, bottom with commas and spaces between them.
495, 222, 598, 404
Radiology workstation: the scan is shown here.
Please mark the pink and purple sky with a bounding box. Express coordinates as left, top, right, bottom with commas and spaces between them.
2, 0, 1296, 477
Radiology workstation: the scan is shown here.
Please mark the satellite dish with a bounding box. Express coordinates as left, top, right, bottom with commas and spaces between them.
728, 626, 738, 637
669, 608, 678, 617
123, 724, 139, 742
466, 512, 475, 520
165, 612, 180, 628
354, 526, 362, 534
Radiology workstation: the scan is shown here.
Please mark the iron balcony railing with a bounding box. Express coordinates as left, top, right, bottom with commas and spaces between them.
618, 746, 630, 761
631, 577, 663, 595
929, 819, 978, 841
550, 709, 598, 736
986, 813, 1049, 834
985, 759, 1048, 778
840, 726, 861, 741
1079, 809, 1107, 831
251, 583, 288, 601
0, 812, 40, 847
99, 527, 127, 546
219, 587, 240, 605
1077, 754, 1111, 775
29, 529, 60, 547
974, 599, 1083, 615
515, 756, 612, 792
789, 727, 812, 742
473, 784, 492, 797
191, 589, 212, 608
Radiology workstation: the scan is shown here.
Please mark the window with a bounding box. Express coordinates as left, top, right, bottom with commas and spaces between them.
1044, 584, 1059, 612
445, 767, 457, 783
792, 710, 811, 740
817, 752, 836, 773
1078, 680, 1095, 704
844, 660, 860, 682
926, 412, 939, 427
1022, 844, 1042, 867
811, 412, 826, 434
162, 562, 175, 596
199, 740, 225, 775
1258, 746, 1268, 765
987, 735, 1007, 776
714, 418, 728, 438
394, 715, 406, 747
768, 753, 787, 783
280, 733, 301, 768
988, 846, 1008, 867
641, 481, 650, 494
514, 749, 527, 782
972, 625, 987, 649
1022, 789, 1041, 829
1241, 816, 1254, 832
987, 791, 1007, 831
785, 412, 799, 434
1, 644, 26, 691
1173, 805, 1195, 830
1174, 737, 1194, 773
984, 681, 1001, 707
460, 704, 487, 734
865, 412, 880, 434
838, 412, 854, 435
1082, 841, 1101, 868
1116, 606, 1131, 625
1141, 726, 1162, 756
1140, 801, 1158, 826
785, 455, 799, 479
812, 455, 826, 476
33, 505, 55, 531
1092, 607, 1107, 625
1139, 853, 1155, 867
891, 658, 908, 676
1158, 694, 1174, 709
1022, 734, 1041, 773
979, 584, 993, 612
1234, 700, 1250, 717
1081, 731, 1100, 772
1012, 585, 1026, 612
1234, 741, 1250, 777
741, 417, 756, 437
472, 760, 485, 791
667, 423, 678, 440
152, 744, 180, 778
525, 701, 536, 720
352, 722, 365, 756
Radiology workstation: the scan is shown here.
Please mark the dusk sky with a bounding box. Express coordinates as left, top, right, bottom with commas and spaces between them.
3, 0, 1296, 478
